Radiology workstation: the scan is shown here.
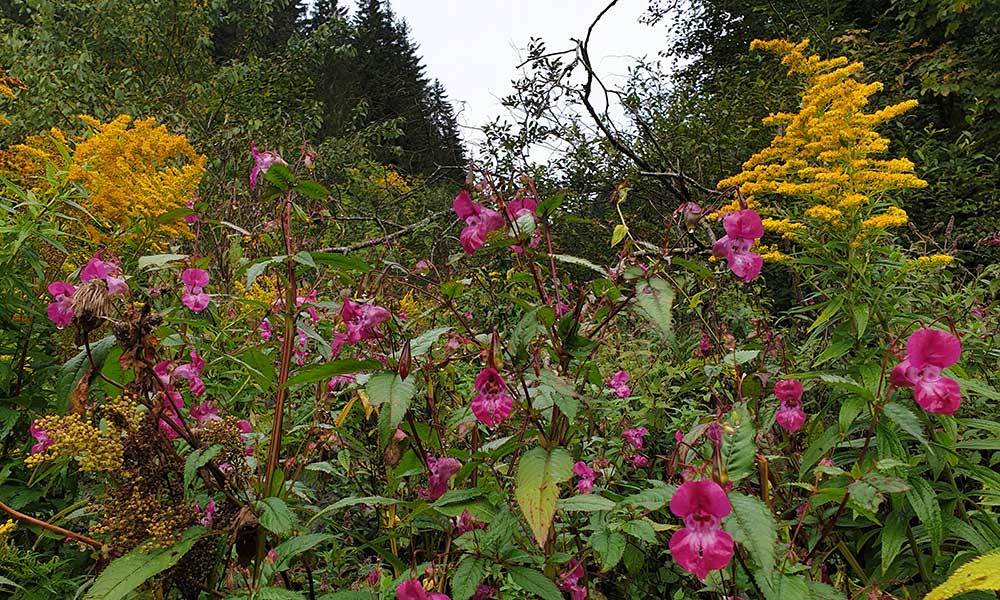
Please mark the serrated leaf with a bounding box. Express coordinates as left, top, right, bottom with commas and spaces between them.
366, 373, 416, 446
184, 445, 222, 489
883, 402, 929, 447
591, 529, 626, 571
515, 447, 573, 548
550, 254, 608, 277
557, 494, 616, 512
309, 252, 371, 272
925, 550, 1000, 600
622, 519, 657, 543
619, 485, 676, 511
263, 163, 295, 189
258, 497, 297, 536
451, 556, 487, 600
906, 477, 942, 556
724, 493, 777, 576
508, 566, 562, 600
137, 253, 187, 270
800, 426, 840, 476
258, 588, 305, 600
272, 533, 332, 572
294, 180, 329, 200
634, 277, 674, 336
282, 359, 381, 389
56, 336, 115, 412
881, 511, 907, 575
83, 526, 205, 600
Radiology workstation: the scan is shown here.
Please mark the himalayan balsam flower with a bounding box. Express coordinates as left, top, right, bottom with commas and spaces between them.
46, 282, 76, 327
396, 579, 449, 600
190, 400, 220, 426
774, 378, 806, 433
573, 461, 596, 494
631, 454, 649, 469
454, 509, 486, 534
890, 328, 963, 414
453, 190, 504, 254
181, 268, 210, 312
199, 499, 216, 527
259, 319, 272, 340
506, 196, 540, 253
81, 253, 128, 295
669, 480, 735, 580
173, 350, 206, 397
607, 370, 631, 398
420, 455, 462, 500
249, 142, 287, 189
556, 559, 587, 600
184, 198, 200, 225
341, 299, 390, 343
622, 427, 647, 450
471, 368, 513, 428
29, 422, 52, 454
712, 209, 764, 282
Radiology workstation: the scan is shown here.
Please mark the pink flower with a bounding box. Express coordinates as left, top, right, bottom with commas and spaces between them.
631, 454, 649, 469
46, 281, 76, 327
238, 419, 254, 455
711, 209, 763, 282
158, 390, 185, 439
190, 400, 220, 426
396, 579, 450, 600
266, 549, 279, 563
259, 319, 272, 340
506, 197, 541, 253
199, 499, 216, 526
453, 190, 504, 254
472, 584, 498, 600
773, 378, 806, 433
556, 560, 587, 600
419, 455, 462, 500
669, 480, 734, 580
622, 427, 647, 450
184, 198, 200, 225
330, 331, 348, 356
181, 268, 210, 313
341, 299, 390, 343
327, 374, 356, 390
81, 253, 129, 295
890, 328, 963, 414
29, 422, 52, 454
573, 461, 597, 494
454, 509, 486, 534
607, 370, 631, 398
173, 350, 206, 397
249, 142, 287, 190
471, 368, 513, 428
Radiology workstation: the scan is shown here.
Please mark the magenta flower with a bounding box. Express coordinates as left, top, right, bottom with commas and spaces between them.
774, 378, 806, 433
556, 559, 587, 600
158, 390, 185, 439
396, 579, 449, 600
890, 328, 963, 415
607, 370, 631, 398
472, 584, 498, 600
631, 454, 649, 469
453, 190, 504, 254
184, 198, 200, 225
81, 253, 128, 295
341, 298, 390, 343
327, 374, 356, 390
181, 268, 210, 313
249, 142, 287, 190
190, 400, 220, 426
29, 422, 52, 455
573, 461, 596, 494
622, 427, 647, 450
711, 209, 763, 282
454, 509, 486, 534
238, 419, 254, 455
419, 455, 462, 500
471, 368, 513, 428
506, 196, 540, 253
46, 281, 76, 327
259, 319, 273, 340
173, 350, 206, 397
199, 499, 216, 527
669, 480, 734, 580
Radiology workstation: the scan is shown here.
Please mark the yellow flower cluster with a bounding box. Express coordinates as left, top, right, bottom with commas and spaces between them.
718, 39, 927, 236
0, 67, 25, 127
705, 196, 760, 221
906, 254, 954, 269
69, 115, 206, 242
862, 206, 908, 230
761, 218, 807, 240
25, 414, 123, 473
757, 244, 791, 262
0, 519, 15, 538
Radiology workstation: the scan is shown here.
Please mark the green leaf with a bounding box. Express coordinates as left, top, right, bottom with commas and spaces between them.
183, 445, 222, 489
883, 402, 929, 447
366, 373, 416, 446
634, 277, 674, 337
852, 304, 870, 338
264, 164, 296, 189
282, 359, 381, 389
550, 254, 608, 277
245, 256, 284, 287
258, 588, 305, 600
309, 252, 371, 272
799, 426, 840, 476
137, 253, 187, 270
591, 528, 626, 571
557, 494, 616, 512
838, 394, 867, 434
294, 180, 329, 200
316, 593, 371, 600
881, 511, 907, 575
611, 223, 629, 247
807, 296, 844, 335
807, 580, 847, 600
508, 566, 563, 600
515, 447, 573, 548
724, 493, 777, 576
83, 526, 205, 600
757, 572, 810, 600
451, 556, 487, 600
906, 477, 942, 556
405, 327, 452, 358
619, 485, 676, 511
291, 250, 316, 268
56, 336, 115, 413
812, 339, 852, 367
258, 497, 297, 536
725, 405, 757, 483
622, 519, 657, 543
272, 533, 332, 572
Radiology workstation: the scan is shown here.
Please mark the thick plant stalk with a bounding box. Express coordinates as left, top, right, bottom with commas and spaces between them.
0, 501, 101, 549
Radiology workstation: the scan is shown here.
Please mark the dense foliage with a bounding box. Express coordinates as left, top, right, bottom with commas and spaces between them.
0, 2, 998, 600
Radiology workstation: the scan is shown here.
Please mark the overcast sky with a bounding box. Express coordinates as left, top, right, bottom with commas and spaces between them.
380, 0, 670, 157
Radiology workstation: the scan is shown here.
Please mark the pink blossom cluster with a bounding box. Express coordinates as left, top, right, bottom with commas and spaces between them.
891, 328, 963, 414
45, 253, 129, 327
712, 209, 763, 282
668, 480, 734, 579
774, 379, 806, 433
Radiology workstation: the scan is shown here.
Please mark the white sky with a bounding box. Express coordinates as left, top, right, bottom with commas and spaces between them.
382, 0, 670, 157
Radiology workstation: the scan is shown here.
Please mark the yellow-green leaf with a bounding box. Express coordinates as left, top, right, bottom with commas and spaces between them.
925, 550, 1000, 600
